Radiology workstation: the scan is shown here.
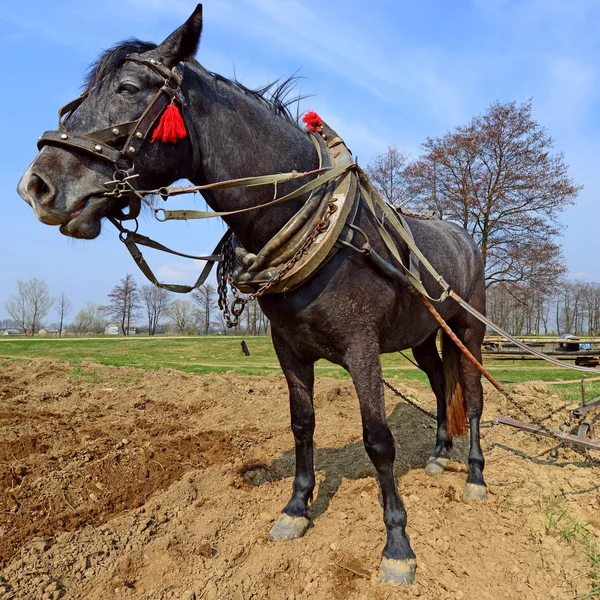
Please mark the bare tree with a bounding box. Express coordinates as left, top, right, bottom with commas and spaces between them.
166, 299, 201, 334
107, 274, 141, 335
71, 302, 107, 335
365, 146, 410, 207
405, 100, 581, 289
141, 285, 171, 335
54, 292, 72, 337
192, 283, 217, 334
243, 298, 269, 335
5, 278, 54, 335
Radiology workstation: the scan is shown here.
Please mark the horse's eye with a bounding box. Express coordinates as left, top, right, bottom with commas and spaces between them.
117, 83, 140, 94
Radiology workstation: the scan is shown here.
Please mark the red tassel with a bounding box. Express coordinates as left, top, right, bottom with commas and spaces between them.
150, 103, 187, 144
302, 110, 323, 132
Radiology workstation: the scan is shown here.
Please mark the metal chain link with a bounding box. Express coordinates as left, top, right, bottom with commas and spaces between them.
497, 385, 600, 466
217, 238, 238, 328
382, 379, 437, 421
217, 201, 338, 328
383, 375, 600, 466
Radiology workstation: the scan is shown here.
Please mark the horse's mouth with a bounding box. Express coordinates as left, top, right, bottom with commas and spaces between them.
59, 195, 111, 239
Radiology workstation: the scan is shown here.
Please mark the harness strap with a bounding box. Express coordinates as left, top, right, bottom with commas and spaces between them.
38, 130, 123, 164
156, 162, 353, 221
356, 168, 449, 302
113, 219, 229, 294
38, 56, 199, 179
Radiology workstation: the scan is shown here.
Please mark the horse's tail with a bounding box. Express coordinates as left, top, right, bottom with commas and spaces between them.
442, 331, 468, 437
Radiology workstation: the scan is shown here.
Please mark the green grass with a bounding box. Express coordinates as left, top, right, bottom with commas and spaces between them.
0, 335, 599, 401
545, 497, 600, 597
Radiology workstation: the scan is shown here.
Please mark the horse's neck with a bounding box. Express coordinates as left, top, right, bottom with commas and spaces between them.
187, 71, 318, 253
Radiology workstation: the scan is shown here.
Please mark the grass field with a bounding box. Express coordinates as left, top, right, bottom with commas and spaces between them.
1, 334, 599, 403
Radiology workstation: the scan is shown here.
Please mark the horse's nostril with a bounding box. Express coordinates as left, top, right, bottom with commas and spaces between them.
28, 172, 55, 206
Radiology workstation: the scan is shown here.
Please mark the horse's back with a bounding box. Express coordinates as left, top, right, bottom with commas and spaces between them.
404, 216, 485, 304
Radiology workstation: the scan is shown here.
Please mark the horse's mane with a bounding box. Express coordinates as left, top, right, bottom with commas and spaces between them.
84, 39, 304, 129
84, 39, 157, 92
211, 73, 305, 129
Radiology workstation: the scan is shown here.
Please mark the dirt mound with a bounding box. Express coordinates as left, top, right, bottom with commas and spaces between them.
0, 359, 598, 599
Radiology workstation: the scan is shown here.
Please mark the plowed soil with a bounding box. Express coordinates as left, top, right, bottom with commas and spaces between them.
0, 358, 598, 600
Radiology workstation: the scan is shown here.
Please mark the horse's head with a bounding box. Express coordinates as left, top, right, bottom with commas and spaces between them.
17, 5, 203, 239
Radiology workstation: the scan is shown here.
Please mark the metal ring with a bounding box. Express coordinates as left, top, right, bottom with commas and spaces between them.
158, 187, 170, 201
155, 208, 167, 222
231, 298, 246, 317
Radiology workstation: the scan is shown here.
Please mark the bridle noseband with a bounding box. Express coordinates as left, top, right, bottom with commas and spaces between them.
36, 54, 199, 221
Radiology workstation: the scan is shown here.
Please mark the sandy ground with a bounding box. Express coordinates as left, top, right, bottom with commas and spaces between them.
0, 358, 598, 600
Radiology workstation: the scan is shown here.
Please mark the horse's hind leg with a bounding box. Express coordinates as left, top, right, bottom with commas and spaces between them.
269, 330, 315, 541
447, 313, 487, 501
411, 333, 452, 475
346, 342, 416, 584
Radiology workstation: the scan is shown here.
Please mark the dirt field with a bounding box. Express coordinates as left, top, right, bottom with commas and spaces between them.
0, 358, 598, 600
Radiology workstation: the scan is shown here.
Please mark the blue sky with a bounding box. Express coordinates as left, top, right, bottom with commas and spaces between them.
1, 0, 599, 321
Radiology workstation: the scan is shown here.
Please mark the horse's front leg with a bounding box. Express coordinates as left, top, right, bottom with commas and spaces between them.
346, 343, 416, 584
269, 330, 315, 541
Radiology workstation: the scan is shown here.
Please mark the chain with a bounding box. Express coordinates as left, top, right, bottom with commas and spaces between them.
217, 201, 338, 328
383, 379, 437, 421
382, 376, 600, 464
217, 237, 238, 328
497, 386, 600, 465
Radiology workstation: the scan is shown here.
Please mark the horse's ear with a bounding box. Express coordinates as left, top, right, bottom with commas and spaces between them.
154, 4, 203, 68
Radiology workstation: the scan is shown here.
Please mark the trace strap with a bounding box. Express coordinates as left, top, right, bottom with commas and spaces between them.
150, 164, 352, 222
109, 217, 229, 293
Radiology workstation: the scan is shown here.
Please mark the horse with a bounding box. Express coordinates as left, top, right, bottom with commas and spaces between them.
17, 5, 486, 584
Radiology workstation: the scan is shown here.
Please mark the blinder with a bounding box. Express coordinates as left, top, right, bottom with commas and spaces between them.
36, 55, 198, 221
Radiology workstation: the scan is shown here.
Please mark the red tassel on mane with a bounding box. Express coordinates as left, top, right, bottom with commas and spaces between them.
151, 103, 187, 144
302, 110, 323, 132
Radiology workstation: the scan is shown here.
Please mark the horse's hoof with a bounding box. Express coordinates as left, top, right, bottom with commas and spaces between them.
425, 456, 450, 476
269, 514, 311, 541
378, 557, 416, 584
464, 483, 487, 501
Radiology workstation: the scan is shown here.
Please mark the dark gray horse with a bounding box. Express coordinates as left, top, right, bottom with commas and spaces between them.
17, 5, 486, 584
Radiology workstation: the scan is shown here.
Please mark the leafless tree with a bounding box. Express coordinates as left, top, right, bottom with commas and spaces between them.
192, 283, 217, 334
141, 285, 171, 335
54, 292, 72, 337
365, 146, 411, 207
5, 278, 54, 335
70, 302, 107, 336
242, 298, 269, 335
404, 100, 581, 290
166, 299, 201, 334
107, 274, 141, 335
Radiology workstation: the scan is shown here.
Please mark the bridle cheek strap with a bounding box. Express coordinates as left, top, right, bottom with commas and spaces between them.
35, 56, 200, 218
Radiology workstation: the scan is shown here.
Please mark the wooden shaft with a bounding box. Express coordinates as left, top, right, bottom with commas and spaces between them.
419, 296, 503, 392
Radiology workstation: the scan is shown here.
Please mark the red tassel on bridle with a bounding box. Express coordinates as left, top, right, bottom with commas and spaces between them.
302, 110, 323, 133
150, 101, 187, 144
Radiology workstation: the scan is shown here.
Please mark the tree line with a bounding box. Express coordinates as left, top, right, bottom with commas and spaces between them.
365, 98, 592, 335
3, 275, 270, 336
366, 99, 581, 292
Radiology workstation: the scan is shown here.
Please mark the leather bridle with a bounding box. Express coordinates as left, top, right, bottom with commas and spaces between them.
36, 53, 200, 221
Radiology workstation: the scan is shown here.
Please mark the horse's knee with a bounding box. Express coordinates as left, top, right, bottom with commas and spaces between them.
363, 426, 395, 467
291, 413, 315, 441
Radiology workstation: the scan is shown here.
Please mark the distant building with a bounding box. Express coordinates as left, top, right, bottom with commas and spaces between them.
104, 324, 137, 335
0, 329, 21, 336
39, 328, 59, 336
